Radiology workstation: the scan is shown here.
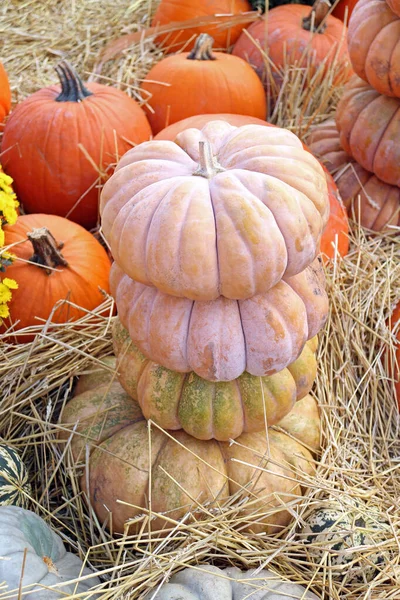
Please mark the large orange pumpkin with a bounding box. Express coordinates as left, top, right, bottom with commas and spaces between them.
0, 62, 11, 129
348, 0, 400, 98
386, 0, 400, 15
112, 317, 318, 440
155, 114, 349, 260
1, 214, 111, 341
100, 120, 329, 301
332, 0, 358, 21
151, 0, 252, 52
0, 62, 152, 230
307, 119, 400, 232
110, 259, 327, 381
59, 360, 320, 534
140, 34, 267, 135
232, 1, 352, 99
336, 76, 400, 187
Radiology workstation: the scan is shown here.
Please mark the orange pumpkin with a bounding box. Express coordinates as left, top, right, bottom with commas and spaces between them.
386, 0, 400, 15
151, 0, 252, 52
307, 118, 400, 232
232, 1, 353, 101
140, 34, 267, 135
112, 317, 318, 440
332, 0, 358, 21
336, 76, 400, 187
59, 360, 320, 534
0, 62, 152, 230
155, 114, 349, 260
110, 259, 328, 381
389, 303, 400, 410
100, 120, 329, 301
0, 62, 11, 129
348, 0, 400, 98
1, 214, 111, 341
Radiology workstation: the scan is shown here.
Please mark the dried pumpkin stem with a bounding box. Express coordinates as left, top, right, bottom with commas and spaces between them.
55, 61, 93, 102
302, 0, 331, 33
28, 228, 69, 275
187, 34, 217, 61
195, 141, 226, 178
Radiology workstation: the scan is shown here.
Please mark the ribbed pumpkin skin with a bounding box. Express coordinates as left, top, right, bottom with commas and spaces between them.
386, 0, 400, 15
59, 362, 320, 534
151, 0, 252, 52
0, 445, 31, 509
154, 113, 269, 140
140, 50, 266, 135
0, 62, 11, 128
307, 118, 400, 232
348, 0, 400, 98
232, 5, 352, 95
1, 214, 111, 340
100, 120, 329, 301
110, 260, 327, 381
336, 76, 400, 187
1, 82, 151, 229
112, 318, 318, 440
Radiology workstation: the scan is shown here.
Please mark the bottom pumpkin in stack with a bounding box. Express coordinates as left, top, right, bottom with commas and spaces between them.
59, 323, 321, 536
307, 119, 400, 234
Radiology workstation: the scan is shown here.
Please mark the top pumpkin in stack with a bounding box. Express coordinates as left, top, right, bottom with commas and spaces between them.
100, 120, 329, 302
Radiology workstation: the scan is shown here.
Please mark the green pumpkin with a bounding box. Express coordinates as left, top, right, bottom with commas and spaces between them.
300, 499, 392, 583
0, 444, 31, 508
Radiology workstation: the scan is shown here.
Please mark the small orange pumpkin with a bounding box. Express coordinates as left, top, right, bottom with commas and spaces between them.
0, 62, 11, 129
1, 214, 111, 341
1, 62, 152, 229
151, 0, 252, 52
348, 0, 400, 98
140, 34, 267, 135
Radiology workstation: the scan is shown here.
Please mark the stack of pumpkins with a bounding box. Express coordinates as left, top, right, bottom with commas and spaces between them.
61, 118, 330, 535
307, 0, 400, 234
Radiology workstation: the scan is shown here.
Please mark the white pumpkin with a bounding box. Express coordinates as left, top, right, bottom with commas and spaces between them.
0, 506, 100, 599
300, 500, 391, 583
146, 565, 319, 599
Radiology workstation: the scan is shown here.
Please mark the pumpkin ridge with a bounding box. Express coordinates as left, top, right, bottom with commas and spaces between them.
236, 300, 248, 369
371, 104, 400, 176
235, 377, 247, 434
185, 296, 198, 372
141, 287, 159, 360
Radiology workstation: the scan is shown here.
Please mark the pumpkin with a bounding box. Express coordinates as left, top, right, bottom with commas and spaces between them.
140, 34, 266, 135
151, 0, 252, 53
348, 0, 400, 98
1, 214, 111, 341
301, 499, 391, 583
100, 120, 329, 301
332, 0, 358, 21
0, 444, 31, 508
110, 259, 327, 381
0, 61, 151, 230
386, 0, 400, 15
111, 317, 318, 440
232, 0, 353, 99
145, 565, 319, 599
336, 75, 400, 187
389, 302, 400, 410
154, 114, 349, 260
59, 363, 320, 534
249, 0, 314, 12
0, 62, 11, 129
307, 118, 400, 232
0, 505, 99, 598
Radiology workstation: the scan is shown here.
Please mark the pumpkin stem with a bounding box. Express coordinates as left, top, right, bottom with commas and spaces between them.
28, 228, 69, 275
55, 61, 93, 102
195, 141, 226, 179
302, 0, 331, 33
187, 34, 217, 61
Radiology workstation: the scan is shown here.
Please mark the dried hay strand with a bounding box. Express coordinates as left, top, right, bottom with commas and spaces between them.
0, 0, 400, 598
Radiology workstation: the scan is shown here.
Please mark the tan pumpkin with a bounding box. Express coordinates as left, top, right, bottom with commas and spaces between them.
307, 119, 400, 232
110, 260, 327, 381
100, 120, 329, 302
59, 360, 320, 534
112, 317, 318, 440
336, 75, 400, 187
386, 0, 400, 15
348, 0, 400, 98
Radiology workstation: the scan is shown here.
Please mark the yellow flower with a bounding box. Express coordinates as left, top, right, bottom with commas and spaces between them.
0, 283, 12, 304
0, 303, 10, 319
0, 228, 4, 247
3, 278, 18, 289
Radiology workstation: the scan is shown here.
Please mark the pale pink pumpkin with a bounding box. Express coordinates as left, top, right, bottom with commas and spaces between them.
100, 120, 329, 301
110, 260, 328, 381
